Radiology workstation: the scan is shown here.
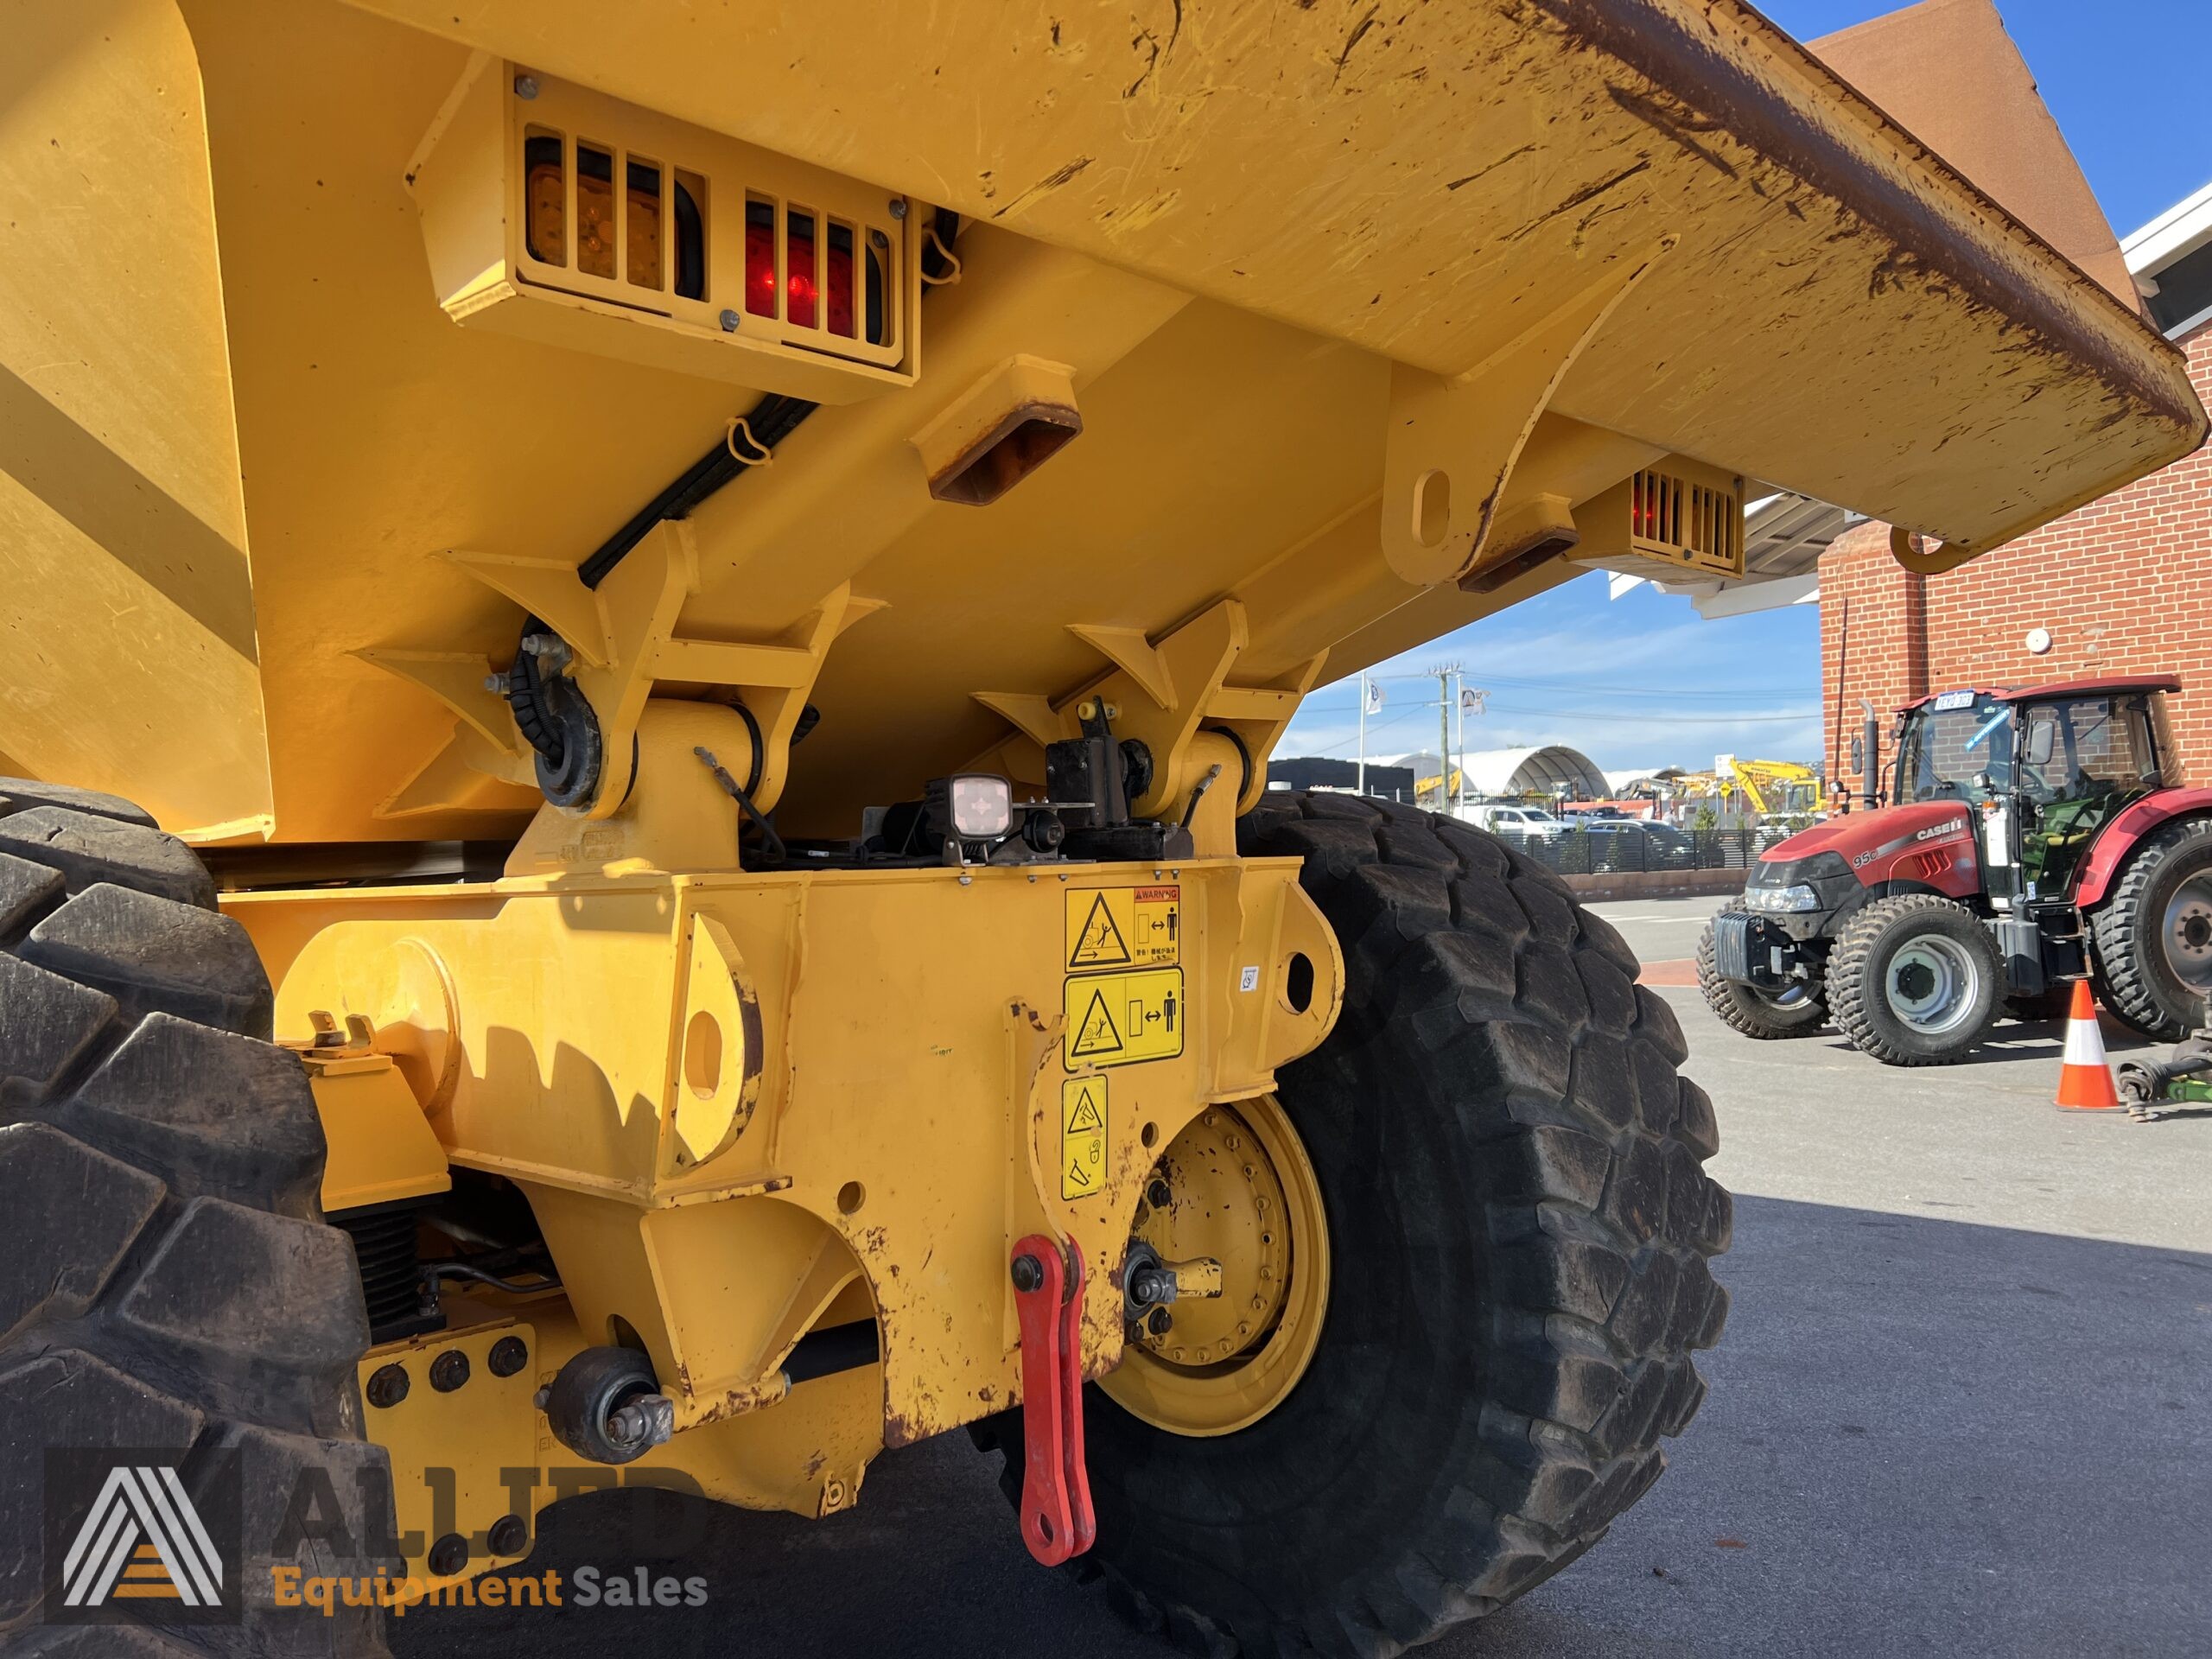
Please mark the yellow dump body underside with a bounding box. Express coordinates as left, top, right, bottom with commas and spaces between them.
1, 0, 2201, 840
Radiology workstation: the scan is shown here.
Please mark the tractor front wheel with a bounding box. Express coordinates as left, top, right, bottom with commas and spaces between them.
1826, 893, 2002, 1065
2088, 816, 2212, 1040
981, 794, 1731, 1657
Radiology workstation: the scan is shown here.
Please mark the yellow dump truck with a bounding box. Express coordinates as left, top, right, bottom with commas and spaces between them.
2, 3, 2201, 1655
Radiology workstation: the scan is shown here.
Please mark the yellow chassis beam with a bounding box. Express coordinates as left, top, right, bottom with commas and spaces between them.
230, 758, 1341, 1544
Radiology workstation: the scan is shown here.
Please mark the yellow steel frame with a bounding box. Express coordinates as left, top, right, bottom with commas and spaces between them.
234, 711, 1342, 1524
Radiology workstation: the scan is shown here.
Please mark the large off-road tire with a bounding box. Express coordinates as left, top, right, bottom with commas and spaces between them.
0, 779, 391, 1656
2088, 816, 2212, 1041
1694, 912, 1827, 1039
978, 793, 1730, 1657
1825, 892, 2002, 1065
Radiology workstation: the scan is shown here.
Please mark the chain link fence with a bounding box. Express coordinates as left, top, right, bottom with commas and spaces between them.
1490, 823, 1759, 876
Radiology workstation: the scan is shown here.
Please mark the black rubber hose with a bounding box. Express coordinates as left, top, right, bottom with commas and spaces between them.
576, 391, 820, 590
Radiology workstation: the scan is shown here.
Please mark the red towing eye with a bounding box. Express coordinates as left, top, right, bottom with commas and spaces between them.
1010, 1235, 1095, 1565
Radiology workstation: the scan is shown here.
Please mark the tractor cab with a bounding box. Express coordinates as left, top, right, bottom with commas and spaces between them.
1886, 678, 2177, 906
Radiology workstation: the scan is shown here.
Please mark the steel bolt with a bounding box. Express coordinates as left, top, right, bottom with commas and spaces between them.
1147, 1306, 1172, 1336
428, 1533, 469, 1577
1147, 1179, 1173, 1209
487, 1335, 529, 1377
429, 1350, 471, 1393
1011, 1254, 1045, 1293
719, 308, 741, 333
365, 1363, 410, 1409
607, 1392, 675, 1451
487, 1513, 529, 1557
513, 73, 539, 99
887, 198, 909, 219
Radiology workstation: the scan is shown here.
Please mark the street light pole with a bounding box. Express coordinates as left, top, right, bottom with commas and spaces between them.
1431, 663, 1459, 812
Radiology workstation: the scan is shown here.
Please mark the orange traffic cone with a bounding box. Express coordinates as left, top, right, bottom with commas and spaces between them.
2056, 979, 2120, 1111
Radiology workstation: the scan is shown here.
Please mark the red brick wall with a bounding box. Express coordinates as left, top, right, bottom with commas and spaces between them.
1821, 320, 2212, 797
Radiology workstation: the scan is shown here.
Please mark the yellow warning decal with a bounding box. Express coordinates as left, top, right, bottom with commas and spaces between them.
1065, 886, 1180, 969
1061, 1077, 1108, 1200
1064, 967, 1185, 1071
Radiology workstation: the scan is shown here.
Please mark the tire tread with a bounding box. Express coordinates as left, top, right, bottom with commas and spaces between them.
0, 777, 389, 1656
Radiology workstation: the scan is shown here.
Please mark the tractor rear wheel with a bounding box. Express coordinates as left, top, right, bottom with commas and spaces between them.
1825, 893, 2002, 1065
0, 779, 391, 1656
979, 793, 1731, 1657
2088, 816, 2212, 1040
1694, 912, 1827, 1039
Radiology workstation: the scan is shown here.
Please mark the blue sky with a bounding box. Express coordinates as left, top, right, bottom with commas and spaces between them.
1278, 0, 2211, 777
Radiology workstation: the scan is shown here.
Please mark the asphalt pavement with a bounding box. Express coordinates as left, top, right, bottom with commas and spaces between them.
394, 895, 2212, 1658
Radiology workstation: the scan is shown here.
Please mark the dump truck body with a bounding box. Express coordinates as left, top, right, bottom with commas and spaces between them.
2, 1, 2203, 1652
3, 0, 2199, 838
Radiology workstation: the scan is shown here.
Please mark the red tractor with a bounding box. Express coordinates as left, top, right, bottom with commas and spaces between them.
1698, 677, 2212, 1065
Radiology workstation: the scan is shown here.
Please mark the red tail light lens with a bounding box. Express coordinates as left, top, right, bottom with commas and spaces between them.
786, 231, 820, 328
742, 211, 855, 332
745, 218, 779, 318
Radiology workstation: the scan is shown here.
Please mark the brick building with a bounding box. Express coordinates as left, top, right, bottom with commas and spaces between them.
1821, 184, 2212, 794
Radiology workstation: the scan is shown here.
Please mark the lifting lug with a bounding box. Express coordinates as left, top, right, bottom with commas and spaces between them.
1009, 1236, 1095, 1567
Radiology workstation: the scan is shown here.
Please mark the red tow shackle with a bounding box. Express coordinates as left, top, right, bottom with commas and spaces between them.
1009, 1235, 1096, 1566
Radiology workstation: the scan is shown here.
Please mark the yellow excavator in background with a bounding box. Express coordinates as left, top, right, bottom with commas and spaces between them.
1728, 760, 1825, 817
1415, 767, 1467, 807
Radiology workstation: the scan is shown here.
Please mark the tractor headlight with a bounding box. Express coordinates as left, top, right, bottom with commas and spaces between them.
1743, 882, 1819, 913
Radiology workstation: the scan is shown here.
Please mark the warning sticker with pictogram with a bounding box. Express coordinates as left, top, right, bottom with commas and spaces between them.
1064, 967, 1185, 1071
1065, 886, 1180, 969
1061, 1077, 1108, 1199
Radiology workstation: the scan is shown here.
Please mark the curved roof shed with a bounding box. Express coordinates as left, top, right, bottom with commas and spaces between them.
1460, 747, 1610, 799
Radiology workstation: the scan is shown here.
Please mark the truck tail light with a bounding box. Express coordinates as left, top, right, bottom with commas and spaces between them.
744, 206, 857, 335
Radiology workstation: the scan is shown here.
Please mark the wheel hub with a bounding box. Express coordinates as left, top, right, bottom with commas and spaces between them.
1885, 936, 1978, 1033
1101, 1096, 1329, 1437
2163, 876, 2212, 986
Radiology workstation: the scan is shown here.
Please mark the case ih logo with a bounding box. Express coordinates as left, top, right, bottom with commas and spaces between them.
44, 1449, 241, 1625
1855, 817, 1972, 868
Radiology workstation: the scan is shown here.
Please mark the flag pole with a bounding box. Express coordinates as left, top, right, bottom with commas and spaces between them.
1357, 671, 1368, 797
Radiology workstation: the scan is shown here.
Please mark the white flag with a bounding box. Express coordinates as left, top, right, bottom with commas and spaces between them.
1363, 678, 1384, 715
1459, 687, 1484, 714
